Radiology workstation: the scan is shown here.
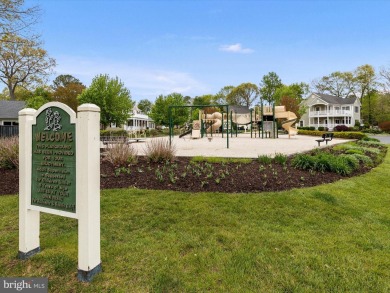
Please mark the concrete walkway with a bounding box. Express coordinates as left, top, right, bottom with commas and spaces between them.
130, 134, 352, 158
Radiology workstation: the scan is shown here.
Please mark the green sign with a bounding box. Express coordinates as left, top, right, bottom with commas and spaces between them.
31, 106, 76, 213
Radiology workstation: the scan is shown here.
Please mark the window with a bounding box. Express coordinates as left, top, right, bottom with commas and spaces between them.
355, 106, 359, 113
335, 119, 340, 124
3, 122, 12, 125
299, 121, 303, 127
315, 106, 320, 111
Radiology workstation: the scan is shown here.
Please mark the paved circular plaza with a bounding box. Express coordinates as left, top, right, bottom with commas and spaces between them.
129, 133, 353, 158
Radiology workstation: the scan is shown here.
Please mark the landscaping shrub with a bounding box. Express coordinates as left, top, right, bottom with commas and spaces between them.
333, 125, 349, 132
297, 126, 315, 131
362, 128, 383, 134
350, 153, 373, 166
313, 153, 333, 173
379, 121, 390, 133
291, 154, 316, 170
361, 137, 380, 142
0, 136, 19, 169
100, 129, 128, 137
147, 129, 160, 137
298, 129, 366, 140
340, 154, 360, 170
317, 126, 325, 131
103, 142, 137, 167
144, 138, 176, 163
357, 140, 384, 147
274, 153, 288, 165
191, 156, 251, 164
345, 148, 364, 155
257, 154, 272, 165
328, 156, 353, 175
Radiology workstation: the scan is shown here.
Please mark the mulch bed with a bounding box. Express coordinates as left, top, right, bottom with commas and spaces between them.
0, 155, 374, 196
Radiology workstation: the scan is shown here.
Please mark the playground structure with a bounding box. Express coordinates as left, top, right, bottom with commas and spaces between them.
169, 104, 298, 149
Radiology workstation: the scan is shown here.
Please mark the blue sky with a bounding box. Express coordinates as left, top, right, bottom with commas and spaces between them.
25, 0, 390, 102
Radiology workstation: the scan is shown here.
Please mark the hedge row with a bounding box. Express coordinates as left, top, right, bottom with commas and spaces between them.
298, 129, 367, 140
100, 129, 128, 137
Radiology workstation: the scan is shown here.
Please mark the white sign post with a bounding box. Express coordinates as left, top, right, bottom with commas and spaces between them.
18, 102, 101, 282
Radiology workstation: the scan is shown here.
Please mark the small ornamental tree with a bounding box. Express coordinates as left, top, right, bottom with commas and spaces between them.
78, 74, 134, 129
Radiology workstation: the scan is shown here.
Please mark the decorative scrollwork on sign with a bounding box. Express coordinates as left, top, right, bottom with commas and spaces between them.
44, 108, 62, 131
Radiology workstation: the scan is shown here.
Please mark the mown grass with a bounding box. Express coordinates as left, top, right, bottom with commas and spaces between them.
1, 146, 390, 292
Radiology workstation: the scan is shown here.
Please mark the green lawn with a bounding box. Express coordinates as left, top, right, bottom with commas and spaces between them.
1, 146, 390, 292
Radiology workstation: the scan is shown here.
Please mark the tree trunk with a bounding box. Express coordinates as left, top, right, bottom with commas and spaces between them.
8, 83, 16, 100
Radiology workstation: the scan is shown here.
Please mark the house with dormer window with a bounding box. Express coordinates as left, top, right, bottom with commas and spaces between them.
299, 93, 361, 130
123, 104, 155, 131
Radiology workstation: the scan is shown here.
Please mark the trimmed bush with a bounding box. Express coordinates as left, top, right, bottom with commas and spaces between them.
100, 129, 128, 137
144, 138, 176, 163
298, 129, 366, 140
297, 126, 315, 131
333, 125, 349, 132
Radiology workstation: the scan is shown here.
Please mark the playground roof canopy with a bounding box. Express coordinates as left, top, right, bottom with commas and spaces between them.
230, 105, 250, 114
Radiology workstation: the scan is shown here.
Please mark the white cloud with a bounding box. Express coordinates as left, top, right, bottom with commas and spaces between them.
219, 43, 254, 54
53, 55, 210, 101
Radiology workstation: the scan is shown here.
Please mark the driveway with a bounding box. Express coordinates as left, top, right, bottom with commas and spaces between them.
369, 134, 390, 144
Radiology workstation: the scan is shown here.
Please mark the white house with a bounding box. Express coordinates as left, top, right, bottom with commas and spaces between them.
123, 104, 155, 131
299, 93, 361, 130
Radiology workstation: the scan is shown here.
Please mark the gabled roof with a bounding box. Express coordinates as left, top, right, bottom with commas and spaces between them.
313, 93, 358, 105
230, 105, 250, 114
0, 100, 26, 119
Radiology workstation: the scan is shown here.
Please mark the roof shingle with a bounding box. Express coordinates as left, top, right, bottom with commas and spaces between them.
0, 100, 26, 119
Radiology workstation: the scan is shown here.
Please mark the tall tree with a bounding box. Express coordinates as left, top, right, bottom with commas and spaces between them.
276, 83, 309, 120
214, 85, 234, 105
137, 99, 153, 114
379, 65, 390, 92
353, 64, 377, 126
25, 86, 52, 109
192, 94, 213, 106
78, 74, 134, 129
0, 33, 56, 100
149, 93, 189, 126
227, 82, 259, 108
372, 93, 390, 124
0, 0, 40, 37
53, 82, 85, 112
312, 71, 355, 98
52, 74, 82, 90
259, 72, 283, 105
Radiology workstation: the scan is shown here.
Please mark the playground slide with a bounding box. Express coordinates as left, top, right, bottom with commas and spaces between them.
275, 110, 298, 137
204, 112, 222, 133
231, 113, 252, 125
179, 129, 192, 138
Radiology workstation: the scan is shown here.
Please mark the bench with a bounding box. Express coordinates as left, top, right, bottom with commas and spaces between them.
316, 133, 334, 146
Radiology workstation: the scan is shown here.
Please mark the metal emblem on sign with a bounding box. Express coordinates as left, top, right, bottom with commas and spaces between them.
44, 108, 62, 131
